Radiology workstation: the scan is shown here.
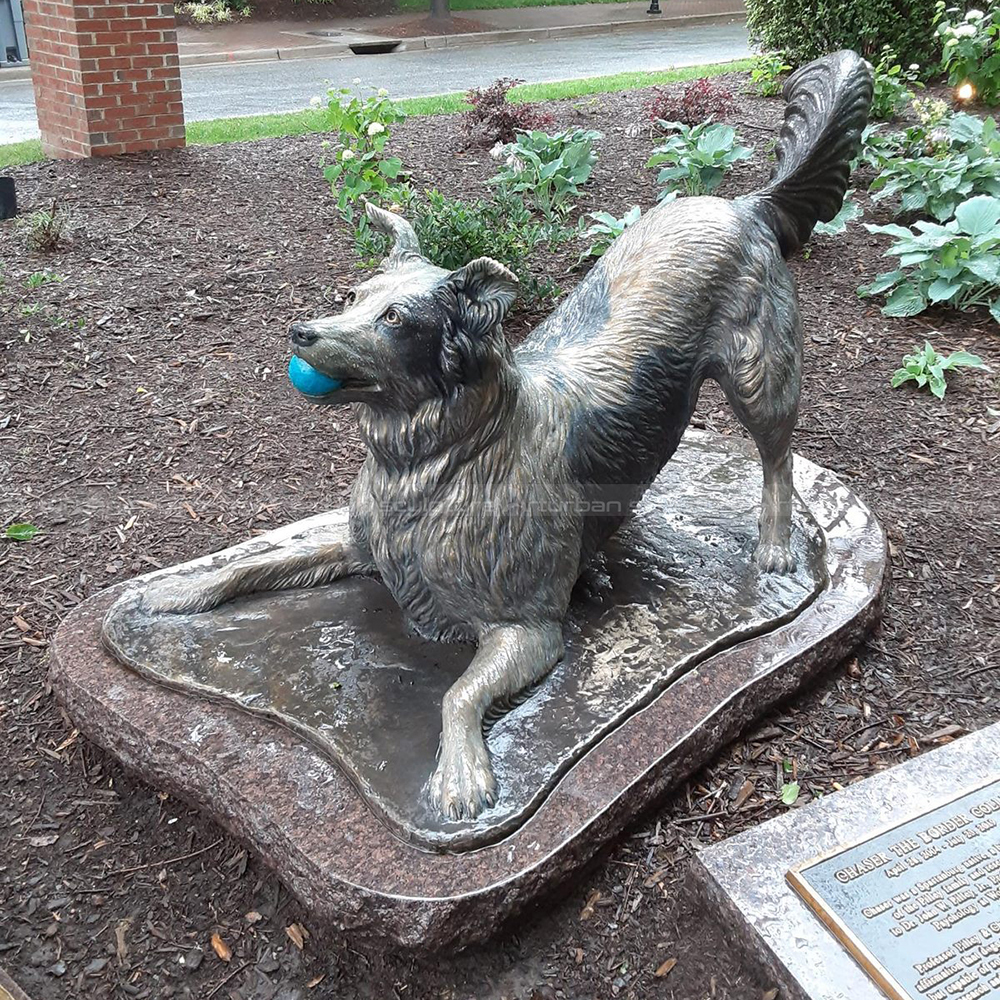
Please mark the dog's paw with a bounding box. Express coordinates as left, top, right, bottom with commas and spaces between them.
755, 542, 797, 575
428, 737, 497, 821
140, 574, 223, 615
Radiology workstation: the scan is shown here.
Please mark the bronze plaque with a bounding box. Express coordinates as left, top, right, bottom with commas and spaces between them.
788, 779, 1000, 1000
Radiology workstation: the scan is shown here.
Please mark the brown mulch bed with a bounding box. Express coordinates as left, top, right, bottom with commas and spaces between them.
2, 77, 999, 1000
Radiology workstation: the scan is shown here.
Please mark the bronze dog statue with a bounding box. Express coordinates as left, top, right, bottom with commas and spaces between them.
106, 52, 872, 820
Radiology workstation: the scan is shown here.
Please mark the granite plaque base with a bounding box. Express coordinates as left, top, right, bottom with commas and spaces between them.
690, 724, 1000, 1000
49, 431, 887, 949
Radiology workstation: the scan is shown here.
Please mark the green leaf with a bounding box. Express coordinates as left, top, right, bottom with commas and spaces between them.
883, 283, 927, 316
929, 372, 947, 398
5, 523, 40, 541
991, 298, 1000, 325
781, 782, 800, 806
927, 277, 963, 303
942, 350, 988, 370
955, 195, 1000, 236
891, 367, 916, 387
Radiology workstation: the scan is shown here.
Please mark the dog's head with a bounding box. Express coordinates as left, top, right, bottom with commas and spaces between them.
288, 202, 518, 410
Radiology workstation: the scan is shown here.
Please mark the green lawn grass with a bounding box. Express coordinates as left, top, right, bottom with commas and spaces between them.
398, 0, 636, 9
0, 59, 752, 167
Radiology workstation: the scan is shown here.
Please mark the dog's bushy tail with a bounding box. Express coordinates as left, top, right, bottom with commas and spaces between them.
744, 50, 873, 258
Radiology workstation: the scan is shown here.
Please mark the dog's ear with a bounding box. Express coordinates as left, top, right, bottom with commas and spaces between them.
363, 200, 422, 264
442, 257, 519, 334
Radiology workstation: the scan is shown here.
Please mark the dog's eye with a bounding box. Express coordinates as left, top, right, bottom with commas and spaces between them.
383, 307, 402, 327
344, 289, 357, 306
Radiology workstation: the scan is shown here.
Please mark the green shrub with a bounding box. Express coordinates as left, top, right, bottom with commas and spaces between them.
869, 113, 1000, 222
489, 128, 601, 221
746, 0, 943, 69
936, 2, 1000, 105
357, 189, 559, 304
892, 340, 988, 397
749, 51, 792, 97
179, 0, 251, 22
647, 121, 752, 197
578, 206, 642, 260
859, 194, 1000, 322
320, 85, 408, 221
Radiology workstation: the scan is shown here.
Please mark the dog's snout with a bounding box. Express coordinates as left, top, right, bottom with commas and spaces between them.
290, 323, 319, 347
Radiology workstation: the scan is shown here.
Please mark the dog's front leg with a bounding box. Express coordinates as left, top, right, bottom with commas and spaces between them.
135, 519, 374, 616
428, 622, 563, 821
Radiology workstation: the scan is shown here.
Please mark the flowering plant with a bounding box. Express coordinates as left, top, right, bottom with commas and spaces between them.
320, 83, 409, 220
935, 2, 1000, 104
871, 45, 923, 120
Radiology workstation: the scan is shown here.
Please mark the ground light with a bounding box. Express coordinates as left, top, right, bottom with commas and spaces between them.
957, 81, 976, 102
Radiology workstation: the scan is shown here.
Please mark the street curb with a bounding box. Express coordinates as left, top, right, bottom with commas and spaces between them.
0, 7, 744, 79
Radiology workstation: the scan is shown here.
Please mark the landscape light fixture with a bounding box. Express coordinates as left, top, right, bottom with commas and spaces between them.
956, 81, 975, 102
0, 177, 16, 221
648, 0, 662, 12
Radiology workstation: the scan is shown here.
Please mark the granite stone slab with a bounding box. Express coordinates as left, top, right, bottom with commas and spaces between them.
100, 433, 826, 852
690, 723, 1000, 1000
49, 431, 887, 949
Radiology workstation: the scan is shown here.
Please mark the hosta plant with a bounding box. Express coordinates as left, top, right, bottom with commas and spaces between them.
647, 121, 752, 198
578, 205, 642, 260
868, 113, 1000, 221
859, 194, 1000, 323
490, 129, 602, 220
892, 341, 988, 398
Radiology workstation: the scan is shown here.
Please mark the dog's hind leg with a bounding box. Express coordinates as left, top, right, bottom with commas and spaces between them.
133, 517, 375, 615
716, 273, 802, 574
428, 622, 563, 821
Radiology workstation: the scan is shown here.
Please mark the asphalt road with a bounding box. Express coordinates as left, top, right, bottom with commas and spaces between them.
0, 21, 750, 144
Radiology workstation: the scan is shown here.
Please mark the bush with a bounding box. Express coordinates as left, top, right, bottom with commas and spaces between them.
869, 113, 1000, 222
356, 189, 559, 304
463, 78, 554, 146
936, 2, 1000, 105
647, 121, 752, 197
489, 128, 601, 221
871, 45, 923, 120
320, 85, 408, 220
746, 0, 943, 69
645, 78, 734, 127
750, 51, 792, 97
179, 0, 251, 22
859, 194, 1000, 323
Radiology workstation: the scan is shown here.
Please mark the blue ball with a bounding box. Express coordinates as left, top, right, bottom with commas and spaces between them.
288, 355, 342, 396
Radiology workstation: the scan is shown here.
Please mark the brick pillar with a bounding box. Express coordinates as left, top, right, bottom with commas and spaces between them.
23, 1, 185, 159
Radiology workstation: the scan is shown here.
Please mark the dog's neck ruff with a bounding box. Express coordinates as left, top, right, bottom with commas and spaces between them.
358, 363, 521, 476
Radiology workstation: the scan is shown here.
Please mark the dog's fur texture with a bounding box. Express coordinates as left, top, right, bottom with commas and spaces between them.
112, 52, 873, 821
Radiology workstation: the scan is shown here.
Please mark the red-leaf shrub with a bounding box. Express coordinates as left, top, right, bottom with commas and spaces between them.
463, 77, 555, 146
645, 77, 735, 127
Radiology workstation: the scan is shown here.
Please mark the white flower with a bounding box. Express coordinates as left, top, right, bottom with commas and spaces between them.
909, 63, 920, 71
489, 141, 505, 160
352, 77, 362, 85
309, 96, 323, 108
966, 8, 984, 19
378, 88, 389, 97
341, 149, 356, 161
956, 23, 978, 36
367, 122, 385, 136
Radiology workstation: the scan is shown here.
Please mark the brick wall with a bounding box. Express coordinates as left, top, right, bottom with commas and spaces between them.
23, 1, 185, 159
